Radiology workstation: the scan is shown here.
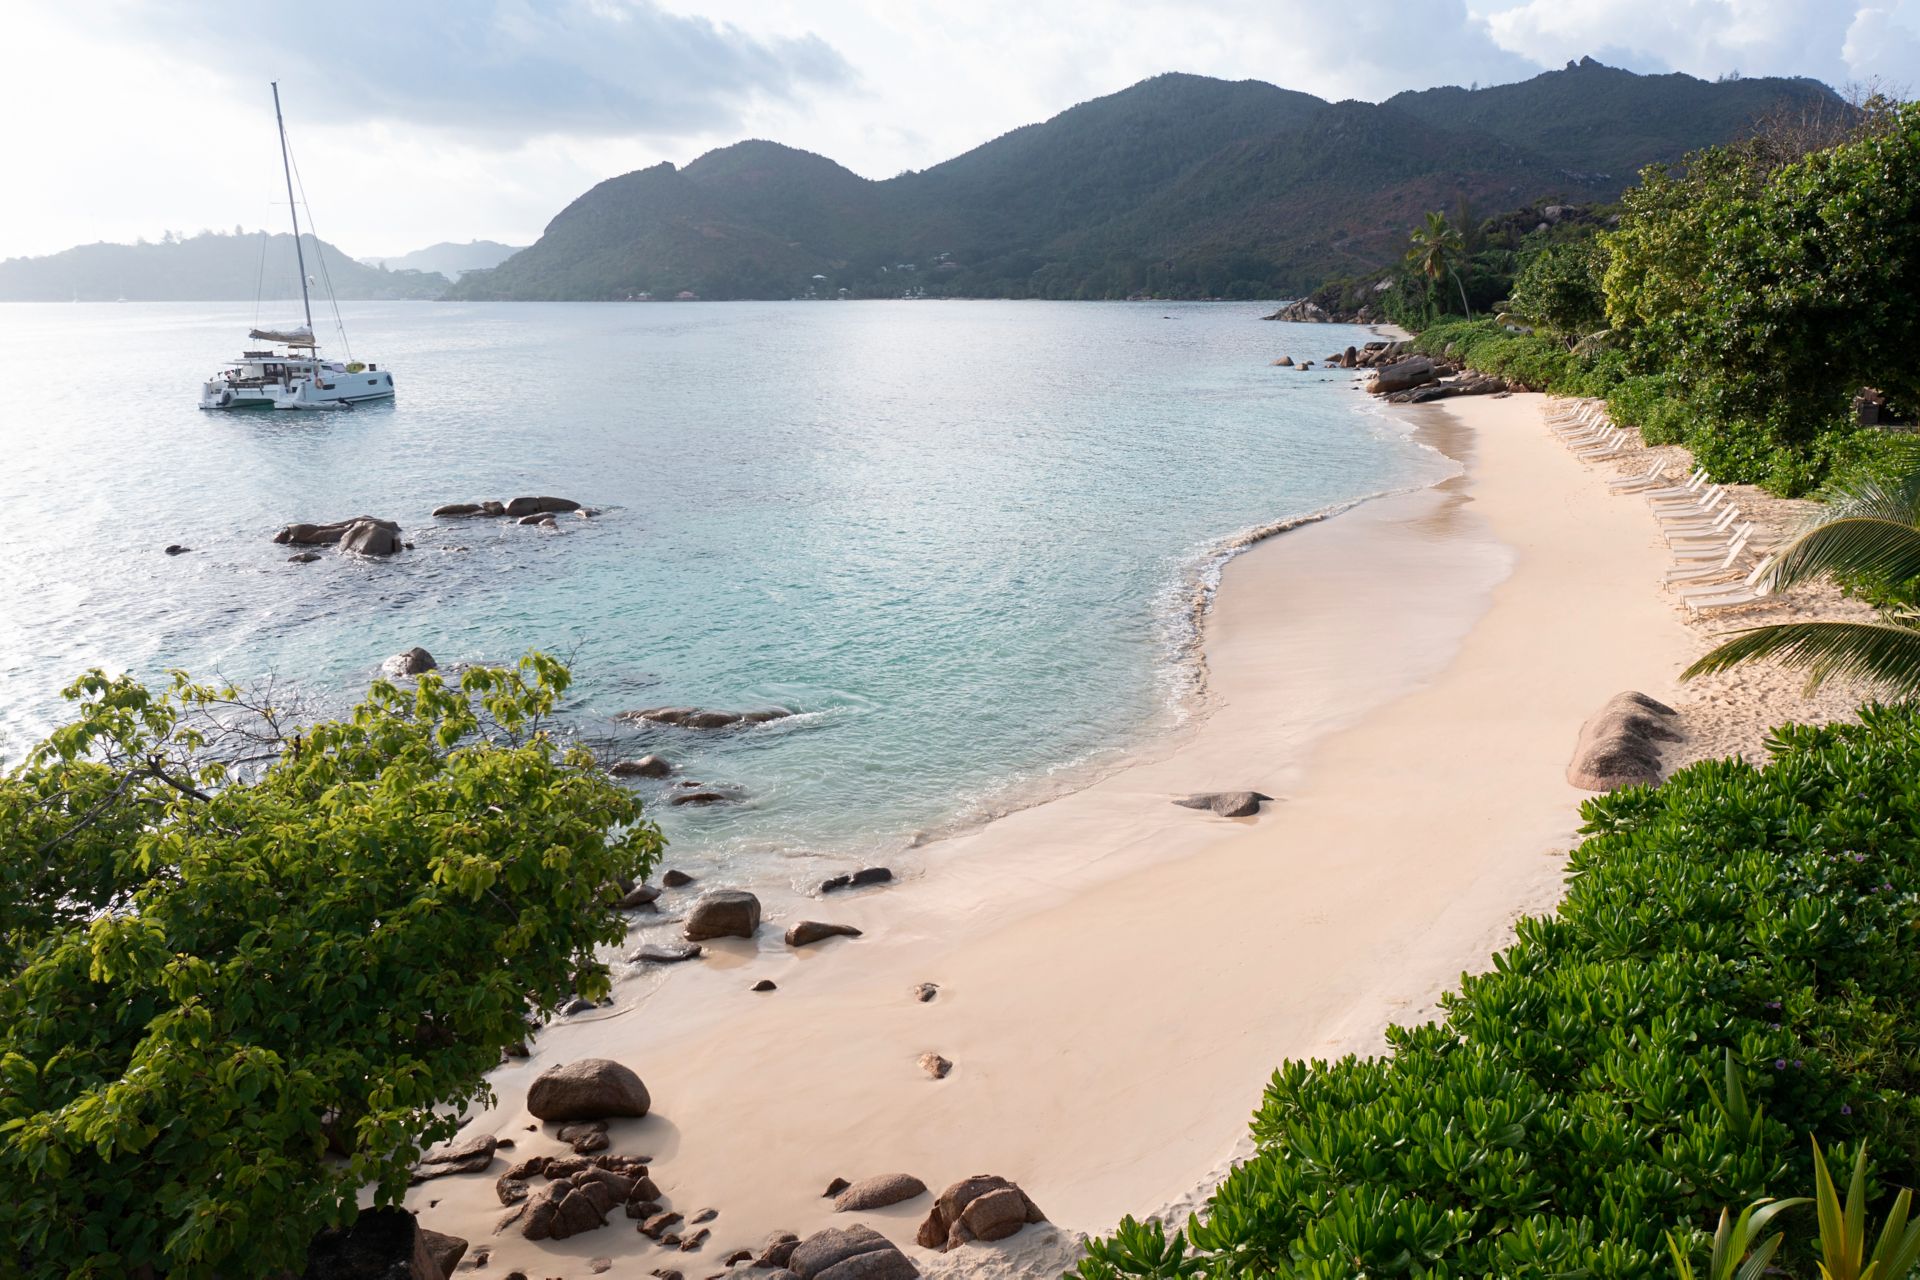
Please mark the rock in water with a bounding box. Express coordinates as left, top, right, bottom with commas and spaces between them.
632, 942, 701, 964
342, 519, 404, 556
288, 551, 322, 563
1366, 355, 1437, 396
163, 543, 191, 556
609, 755, 671, 778
526, 1059, 650, 1121
382, 647, 437, 677
684, 889, 761, 941
619, 883, 662, 909
431, 503, 483, 517
275, 516, 399, 547
916, 1176, 1047, 1251
833, 1173, 928, 1211
504, 495, 582, 518
822, 867, 893, 893
786, 921, 863, 947
789, 1225, 920, 1280
661, 868, 695, 888
1173, 791, 1271, 818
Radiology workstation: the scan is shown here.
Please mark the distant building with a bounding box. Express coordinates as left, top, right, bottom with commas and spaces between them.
676, 290, 698, 301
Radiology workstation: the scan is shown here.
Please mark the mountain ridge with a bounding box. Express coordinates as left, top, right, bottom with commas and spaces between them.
454, 60, 1839, 301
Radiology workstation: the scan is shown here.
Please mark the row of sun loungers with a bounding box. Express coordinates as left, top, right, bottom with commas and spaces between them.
1545, 397, 1773, 612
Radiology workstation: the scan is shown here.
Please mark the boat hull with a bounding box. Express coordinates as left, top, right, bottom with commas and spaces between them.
199, 370, 396, 410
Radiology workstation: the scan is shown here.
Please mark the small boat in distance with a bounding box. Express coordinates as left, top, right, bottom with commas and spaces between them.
199, 83, 395, 410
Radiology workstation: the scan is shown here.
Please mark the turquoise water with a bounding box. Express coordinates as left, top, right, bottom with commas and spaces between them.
0, 301, 1442, 872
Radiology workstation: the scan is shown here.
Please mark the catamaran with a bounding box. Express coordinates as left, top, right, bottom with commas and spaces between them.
199, 83, 396, 410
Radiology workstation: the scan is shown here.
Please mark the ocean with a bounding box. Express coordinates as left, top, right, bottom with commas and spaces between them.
0, 300, 1444, 881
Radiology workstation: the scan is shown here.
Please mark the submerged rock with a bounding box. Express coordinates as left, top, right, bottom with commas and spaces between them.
382, 647, 437, 677
617, 706, 793, 730
288, 551, 322, 564
163, 543, 191, 556
505, 495, 581, 518
632, 942, 701, 964
822, 867, 893, 893
274, 516, 398, 546
609, 754, 672, 778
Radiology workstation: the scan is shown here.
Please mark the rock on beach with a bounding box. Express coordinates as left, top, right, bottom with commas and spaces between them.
525, 1059, 650, 1121
684, 889, 761, 941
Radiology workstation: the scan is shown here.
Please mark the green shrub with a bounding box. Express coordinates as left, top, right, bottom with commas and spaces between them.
0, 657, 661, 1278
1073, 704, 1920, 1279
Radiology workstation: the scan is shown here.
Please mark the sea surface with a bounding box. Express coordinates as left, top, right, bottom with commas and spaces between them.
0, 300, 1444, 878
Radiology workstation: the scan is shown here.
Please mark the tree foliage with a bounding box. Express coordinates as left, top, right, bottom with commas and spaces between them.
0, 655, 660, 1279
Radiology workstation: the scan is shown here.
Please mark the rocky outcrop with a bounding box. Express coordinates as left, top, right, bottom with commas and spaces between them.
302, 1206, 447, 1280
609, 755, 671, 778
1173, 791, 1270, 818
505, 496, 582, 518
1387, 372, 1509, 404
275, 516, 400, 547
822, 867, 893, 893
787, 921, 862, 947
632, 941, 701, 964
1365, 356, 1437, 396
685, 889, 761, 941
915, 1176, 1047, 1252
1263, 299, 1331, 323
496, 1154, 656, 1241
834, 1174, 928, 1211
1568, 691, 1681, 791
411, 1133, 497, 1182
617, 707, 794, 729
342, 519, 405, 556
382, 647, 437, 677
526, 1059, 651, 1121
789, 1225, 920, 1280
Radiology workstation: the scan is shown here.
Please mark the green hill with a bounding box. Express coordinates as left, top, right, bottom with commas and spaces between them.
0, 230, 447, 302
455, 62, 1840, 302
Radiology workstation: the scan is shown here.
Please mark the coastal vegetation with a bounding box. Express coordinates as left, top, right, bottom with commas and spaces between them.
1399, 96, 1919, 496
0, 655, 659, 1278
1075, 704, 1920, 1278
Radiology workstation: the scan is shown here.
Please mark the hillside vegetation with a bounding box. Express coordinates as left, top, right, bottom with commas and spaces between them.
454, 60, 1836, 302
0, 229, 447, 302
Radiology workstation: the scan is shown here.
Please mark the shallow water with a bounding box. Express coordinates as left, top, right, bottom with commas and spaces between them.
0, 300, 1442, 875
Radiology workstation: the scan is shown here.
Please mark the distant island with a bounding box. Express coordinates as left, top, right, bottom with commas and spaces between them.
0, 229, 447, 302
357, 239, 525, 280
453, 59, 1837, 302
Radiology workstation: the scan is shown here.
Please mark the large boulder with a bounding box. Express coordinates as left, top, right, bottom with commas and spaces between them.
504, 495, 582, 518
915, 1176, 1047, 1252
1366, 356, 1437, 396
833, 1174, 927, 1211
1568, 690, 1681, 791
526, 1058, 650, 1121
684, 889, 761, 941
341, 519, 405, 557
1173, 791, 1270, 818
275, 516, 399, 546
303, 1206, 447, 1280
789, 1225, 920, 1280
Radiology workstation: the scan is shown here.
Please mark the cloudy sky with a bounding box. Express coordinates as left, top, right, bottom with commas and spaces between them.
3, 0, 1915, 260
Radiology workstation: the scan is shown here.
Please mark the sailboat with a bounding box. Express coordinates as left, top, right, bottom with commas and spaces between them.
199, 83, 396, 410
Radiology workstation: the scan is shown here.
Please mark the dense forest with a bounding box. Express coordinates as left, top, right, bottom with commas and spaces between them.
452, 60, 1837, 302
0, 229, 448, 302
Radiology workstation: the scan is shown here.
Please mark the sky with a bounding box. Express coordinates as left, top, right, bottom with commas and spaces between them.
2, 0, 1916, 261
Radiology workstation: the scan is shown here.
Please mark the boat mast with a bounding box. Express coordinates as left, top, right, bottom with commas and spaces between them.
271, 81, 315, 344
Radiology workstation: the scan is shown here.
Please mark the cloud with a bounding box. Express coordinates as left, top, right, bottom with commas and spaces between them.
98, 0, 857, 139
1842, 4, 1920, 91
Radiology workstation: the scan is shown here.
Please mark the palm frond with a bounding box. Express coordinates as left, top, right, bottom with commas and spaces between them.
1762, 516, 1920, 593
1683, 621, 1920, 698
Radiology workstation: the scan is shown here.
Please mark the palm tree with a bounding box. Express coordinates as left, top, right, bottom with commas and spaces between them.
1406, 211, 1472, 318
1683, 466, 1920, 697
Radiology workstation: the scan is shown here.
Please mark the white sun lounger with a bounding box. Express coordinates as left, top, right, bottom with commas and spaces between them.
1670, 523, 1755, 562
1610, 460, 1666, 490
1667, 536, 1753, 583
1573, 428, 1631, 457
1666, 510, 1742, 545
1640, 468, 1709, 501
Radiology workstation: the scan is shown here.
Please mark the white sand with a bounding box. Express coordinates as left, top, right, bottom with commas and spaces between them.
410, 392, 1863, 1278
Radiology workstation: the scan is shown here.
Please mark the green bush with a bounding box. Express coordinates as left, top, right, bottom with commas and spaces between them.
0, 656, 661, 1278
1073, 704, 1920, 1279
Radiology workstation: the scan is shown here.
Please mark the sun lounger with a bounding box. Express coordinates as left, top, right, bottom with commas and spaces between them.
1610, 460, 1666, 490
1677, 561, 1771, 601
1573, 428, 1632, 457
1640, 468, 1709, 501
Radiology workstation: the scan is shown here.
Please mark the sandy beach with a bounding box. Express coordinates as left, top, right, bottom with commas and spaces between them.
409, 390, 1866, 1277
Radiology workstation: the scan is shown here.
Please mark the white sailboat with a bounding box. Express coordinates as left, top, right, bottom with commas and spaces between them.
199, 83, 396, 411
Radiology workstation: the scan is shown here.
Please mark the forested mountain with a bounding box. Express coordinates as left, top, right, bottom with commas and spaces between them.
455, 60, 1839, 302
0, 230, 447, 302
360, 240, 524, 279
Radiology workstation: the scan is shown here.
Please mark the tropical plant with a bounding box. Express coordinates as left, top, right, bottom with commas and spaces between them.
1406, 210, 1472, 318
1806, 1139, 1920, 1280
1683, 469, 1920, 697
1667, 1197, 1806, 1280
0, 655, 661, 1279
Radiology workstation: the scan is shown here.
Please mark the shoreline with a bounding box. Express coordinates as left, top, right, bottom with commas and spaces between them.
408, 389, 1738, 1276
